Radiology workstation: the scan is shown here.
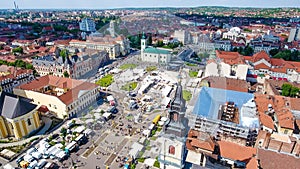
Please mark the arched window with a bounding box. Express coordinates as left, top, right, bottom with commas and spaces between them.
169, 145, 175, 155
27, 119, 31, 126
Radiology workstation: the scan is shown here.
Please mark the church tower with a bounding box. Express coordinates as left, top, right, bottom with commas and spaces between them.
158, 83, 189, 169
141, 33, 147, 52
141, 32, 147, 60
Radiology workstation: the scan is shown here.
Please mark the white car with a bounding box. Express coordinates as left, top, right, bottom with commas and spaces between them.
27, 160, 38, 169
36, 159, 47, 168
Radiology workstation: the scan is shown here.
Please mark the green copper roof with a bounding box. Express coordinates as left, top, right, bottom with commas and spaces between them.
144, 47, 171, 55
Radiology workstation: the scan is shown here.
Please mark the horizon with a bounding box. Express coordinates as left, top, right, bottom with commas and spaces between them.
1, 0, 300, 9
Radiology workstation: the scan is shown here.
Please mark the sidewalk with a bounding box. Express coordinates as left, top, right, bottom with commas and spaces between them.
0, 135, 40, 148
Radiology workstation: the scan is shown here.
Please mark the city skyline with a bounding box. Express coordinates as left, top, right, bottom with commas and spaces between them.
1, 0, 300, 9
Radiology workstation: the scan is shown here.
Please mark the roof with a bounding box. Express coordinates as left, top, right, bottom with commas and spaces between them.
202, 76, 249, 93
193, 87, 254, 125
17, 75, 98, 105
0, 68, 33, 81
0, 92, 37, 119
254, 94, 294, 130
215, 50, 245, 65
290, 98, 300, 111
258, 113, 275, 130
186, 129, 216, 152
252, 51, 270, 62
218, 140, 256, 161
144, 47, 171, 55
254, 63, 270, 70
257, 148, 299, 169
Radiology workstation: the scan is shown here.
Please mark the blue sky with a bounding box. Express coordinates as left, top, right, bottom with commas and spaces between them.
1, 0, 300, 9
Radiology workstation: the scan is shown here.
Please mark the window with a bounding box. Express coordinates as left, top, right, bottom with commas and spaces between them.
27, 119, 31, 126
169, 145, 175, 155
284, 130, 288, 134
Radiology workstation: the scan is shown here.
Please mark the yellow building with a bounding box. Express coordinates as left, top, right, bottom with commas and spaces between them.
0, 92, 42, 139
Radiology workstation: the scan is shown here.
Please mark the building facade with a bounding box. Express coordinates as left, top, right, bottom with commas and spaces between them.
79, 18, 96, 32
14, 75, 100, 119
33, 50, 108, 79
0, 67, 35, 93
141, 37, 172, 64
0, 92, 42, 139
158, 83, 189, 169
69, 35, 130, 59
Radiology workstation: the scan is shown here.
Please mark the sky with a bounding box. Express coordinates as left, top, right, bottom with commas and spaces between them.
1, 0, 300, 9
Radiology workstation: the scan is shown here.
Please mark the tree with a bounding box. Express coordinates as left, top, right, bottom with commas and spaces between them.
156, 40, 164, 47
290, 86, 299, 97
243, 46, 254, 56
60, 49, 68, 62
63, 71, 70, 78
147, 34, 152, 45
12, 47, 23, 54
269, 49, 279, 57
281, 83, 292, 96
0, 45, 3, 50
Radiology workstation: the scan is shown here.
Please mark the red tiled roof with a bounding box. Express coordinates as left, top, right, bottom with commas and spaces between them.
17, 75, 98, 105
270, 58, 285, 66
257, 149, 299, 169
202, 76, 249, 93
259, 113, 275, 130
246, 157, 258, 169
254, 94, 294, 130
254, 63, 270, 70
293, 93, 300, 109
252, 51, 270, 62
216, 50, 245, 65
186, 129, 216, 153
218, 140, 256, 161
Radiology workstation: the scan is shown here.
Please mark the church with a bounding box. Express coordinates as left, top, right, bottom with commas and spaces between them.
158, 83, 189, 169
140, 35, 172, 65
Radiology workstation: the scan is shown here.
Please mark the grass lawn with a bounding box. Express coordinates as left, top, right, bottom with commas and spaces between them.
96, 74, 114, 87
183, 90, 192, 101
150, 136, 157, 141
153, 159, 160, 168
185, 62, 197, 66
189, 70, 198, 78
146, 66, 157, 72
121, 82, 138, 91
119, 64, 137, 70
137, 157, 145, 163
146, 146, 151, 150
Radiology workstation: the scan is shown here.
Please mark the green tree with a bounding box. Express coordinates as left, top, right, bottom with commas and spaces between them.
147, 34, 153, 45
63, 71, 70, 78
60, 49, 68, 62
0, 45, 3, 50
156, 40, 164, 47
269, 49, 279, 57
12, 47, 23, 54
290, 86, 299, 97
282, 83, 292, 96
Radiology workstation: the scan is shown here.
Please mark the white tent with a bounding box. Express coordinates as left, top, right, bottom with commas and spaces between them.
107, 95, 114, 102
103, 112, 112, 119
128, 142, 144, 159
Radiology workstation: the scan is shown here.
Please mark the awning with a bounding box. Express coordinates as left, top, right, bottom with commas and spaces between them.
38, 105, 49, 112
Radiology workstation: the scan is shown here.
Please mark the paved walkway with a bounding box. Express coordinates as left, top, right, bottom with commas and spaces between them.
36, 116, 52, 135
0, 135, 40, 148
